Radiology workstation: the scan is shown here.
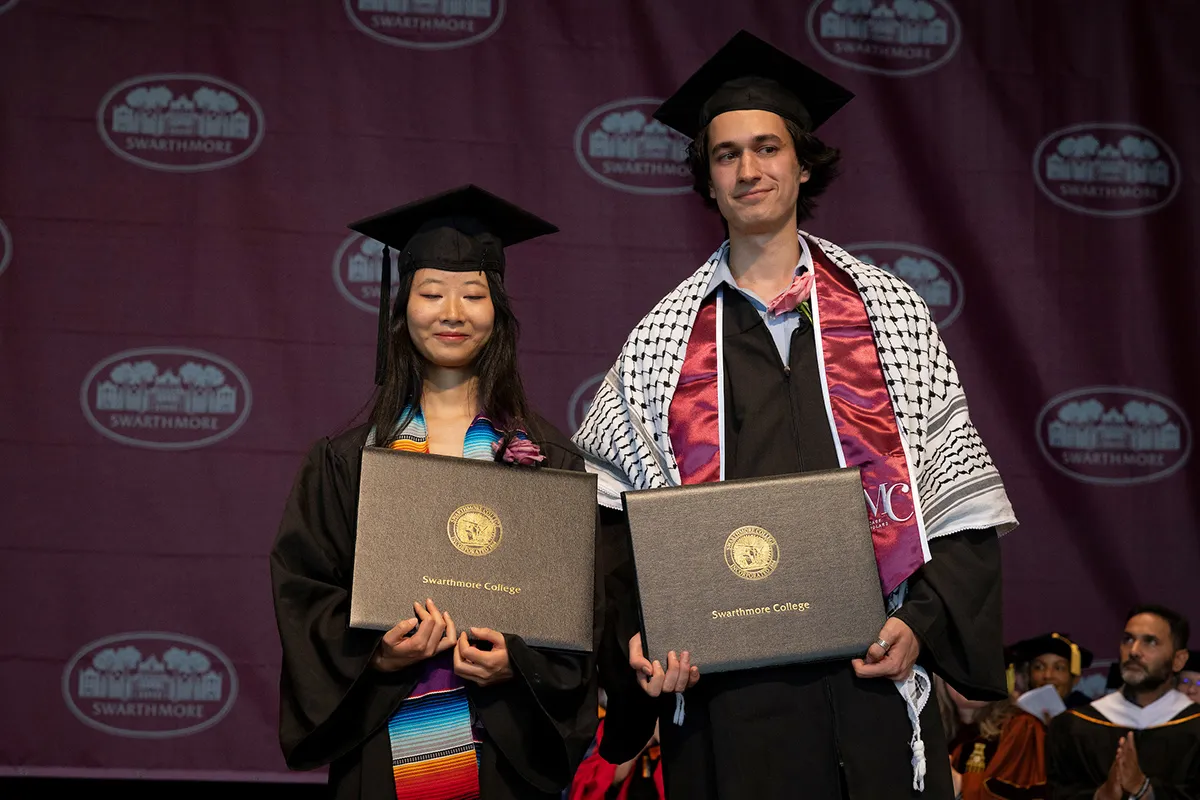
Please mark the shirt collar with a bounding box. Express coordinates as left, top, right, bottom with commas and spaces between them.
705, 231, 814, 302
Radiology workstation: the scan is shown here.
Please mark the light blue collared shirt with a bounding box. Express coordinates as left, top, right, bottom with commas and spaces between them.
704, 236, 814, 365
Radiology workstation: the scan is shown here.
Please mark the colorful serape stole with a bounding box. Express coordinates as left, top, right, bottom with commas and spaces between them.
383, 408, 513, 800
388, 660, 480, 800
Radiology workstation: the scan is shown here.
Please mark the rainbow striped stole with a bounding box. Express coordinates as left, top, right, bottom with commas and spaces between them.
383, 407, 506, 800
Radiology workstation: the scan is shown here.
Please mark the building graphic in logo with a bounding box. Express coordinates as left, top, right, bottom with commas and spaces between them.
848, 242, 963, 328
345, 0, 505, 49
1036, 387, 1191, 485
81, 348, 252, 450
806, 0, 961, 77
63, 632, 238, 738
575, 99, 692, 195
97, 74, 265, 172
333, 233, 400, 313
1033, 123, 1181, 217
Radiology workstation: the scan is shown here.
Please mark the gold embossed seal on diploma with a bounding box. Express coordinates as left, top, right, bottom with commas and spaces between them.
448, 504, 503, 556
723, 525, 780, 580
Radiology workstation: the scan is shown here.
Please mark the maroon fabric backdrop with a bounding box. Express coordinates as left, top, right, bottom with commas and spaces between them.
1, 0, 1197, 782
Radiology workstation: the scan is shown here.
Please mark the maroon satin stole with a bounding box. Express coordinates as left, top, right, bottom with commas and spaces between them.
667, 247, 926, 594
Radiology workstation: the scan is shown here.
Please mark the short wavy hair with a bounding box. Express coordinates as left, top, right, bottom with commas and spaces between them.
685, 117, 842, 223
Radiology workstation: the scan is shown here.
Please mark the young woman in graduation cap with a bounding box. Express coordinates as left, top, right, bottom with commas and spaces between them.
270, 186, 600, 800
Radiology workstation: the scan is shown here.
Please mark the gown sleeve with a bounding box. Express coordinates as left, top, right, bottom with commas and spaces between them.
1144, 721, 1200, 800
471, 432, 601, 793
269, 437, 420, 770
983, 712, 1048, 799
893, 526, 1009, 700
567, 719, 620, 800
1045, 713, 1200, 800
1049, 716, 1200, 800
594, 505, 664, 764
1045, 712, 1104, 800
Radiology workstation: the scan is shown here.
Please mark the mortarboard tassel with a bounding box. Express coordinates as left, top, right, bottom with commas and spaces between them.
1052, 632, 1082, 676
1006, 663, 1015, 695
375, 245, 392, 386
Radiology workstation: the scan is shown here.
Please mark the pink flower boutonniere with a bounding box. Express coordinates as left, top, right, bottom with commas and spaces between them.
767, 271, 815, 320
492, 436, 546, 466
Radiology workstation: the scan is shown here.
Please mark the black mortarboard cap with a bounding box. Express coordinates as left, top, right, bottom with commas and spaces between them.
347, 185, 557, 385
1009, 633, 1095, 676
653, 30, 855, 140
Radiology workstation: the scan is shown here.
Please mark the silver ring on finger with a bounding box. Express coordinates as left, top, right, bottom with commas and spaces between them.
875, 637, 891, 653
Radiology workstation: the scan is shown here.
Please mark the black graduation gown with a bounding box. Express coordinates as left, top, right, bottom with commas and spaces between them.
1046, 701, 1200, 799
1063, 690, 1092, 710
270, 415, 601, 799
598, 290, 1007, 799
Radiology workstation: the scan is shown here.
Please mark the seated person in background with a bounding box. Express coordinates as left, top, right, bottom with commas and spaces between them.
1008, 632, 1095, 711
938, 675, 1046, 800
1047, 604, 1200, 800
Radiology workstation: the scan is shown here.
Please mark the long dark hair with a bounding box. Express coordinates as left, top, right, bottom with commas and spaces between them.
686, 117, 842, 224
368, 270, 532, 452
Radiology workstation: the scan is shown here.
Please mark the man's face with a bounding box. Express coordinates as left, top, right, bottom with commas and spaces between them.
706, 110, 809, 236
1120, 613, 1187, 691
1029, 653, 1077, 699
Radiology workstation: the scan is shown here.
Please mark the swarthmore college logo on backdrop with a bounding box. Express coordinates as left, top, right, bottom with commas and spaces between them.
1036, 387, 1191, 486
1033, 123, 1180, 217
567, 372, 606, 431
0, 217, 11, 278
81, 347, 252, 450
334, 232, 399, 313
97, 74, 265, 172
847, 242, 963, 329
63, 632, 238, 738
806, 0, 961, 77
345, 0, 505, 49
575, 99, 692, 195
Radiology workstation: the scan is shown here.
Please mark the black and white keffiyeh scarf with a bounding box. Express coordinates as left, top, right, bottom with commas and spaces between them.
573, 232, 1016, 542
572, 232, 1017, 790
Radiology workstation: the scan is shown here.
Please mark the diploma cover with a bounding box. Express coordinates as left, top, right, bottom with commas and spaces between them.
622, 467, 885, 672
351, 447, 597, 651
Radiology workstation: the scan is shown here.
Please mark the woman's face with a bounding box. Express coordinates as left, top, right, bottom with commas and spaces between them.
406, 268, 495, 370
1030, 653, 1077, 699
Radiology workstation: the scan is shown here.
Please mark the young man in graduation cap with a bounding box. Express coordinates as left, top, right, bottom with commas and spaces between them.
1009, 632, 1096, 710
271, 186, 601, 800
573, 30, 1017, 799
1047, 604, 1200, 799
